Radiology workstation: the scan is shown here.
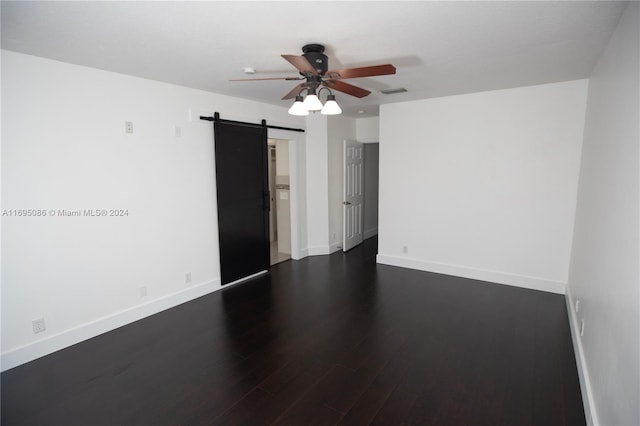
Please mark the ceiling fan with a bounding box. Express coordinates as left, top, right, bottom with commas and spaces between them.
231, 44, 396, 115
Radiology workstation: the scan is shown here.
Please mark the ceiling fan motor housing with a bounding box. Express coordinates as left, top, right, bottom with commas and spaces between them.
302, 44, 328, 75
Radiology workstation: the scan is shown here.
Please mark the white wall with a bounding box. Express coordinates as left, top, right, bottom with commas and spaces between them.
566, 3, 639, 426
328, 115, 356, 251
363, 143, 379, 239
356, 116, 380, 142
1, 50, 306, 370
378, 80, 588, 294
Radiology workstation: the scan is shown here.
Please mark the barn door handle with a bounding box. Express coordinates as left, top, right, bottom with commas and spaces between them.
343, 201, 351, 205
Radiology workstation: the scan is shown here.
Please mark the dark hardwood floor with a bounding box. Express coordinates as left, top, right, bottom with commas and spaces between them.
1, 237, 585, 425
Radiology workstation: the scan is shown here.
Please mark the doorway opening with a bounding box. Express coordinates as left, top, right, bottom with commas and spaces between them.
268, 138, 292, 265
362, 142, 379, 241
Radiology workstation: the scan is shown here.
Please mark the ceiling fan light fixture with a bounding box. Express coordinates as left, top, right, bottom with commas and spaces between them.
288, 95, 309, 116
232, 44, 396, 115
321, 94, 342, 115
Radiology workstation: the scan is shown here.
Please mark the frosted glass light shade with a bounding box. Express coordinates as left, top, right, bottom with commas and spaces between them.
321, 96, 342, 115
302, 94, 323, 111
288, 96, 309, 116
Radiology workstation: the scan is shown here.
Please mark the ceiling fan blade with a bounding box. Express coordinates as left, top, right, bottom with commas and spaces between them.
326, 64, 396, 79
323, 80, 371, 98
281, 54, 318, 75
282, 83, 307, 100
229, 76, 303, 81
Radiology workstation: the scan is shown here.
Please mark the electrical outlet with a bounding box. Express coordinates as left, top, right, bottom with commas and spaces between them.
125, 121, 133, 134
174, 126, 181, 138
580, 319, 585, 337
140, 286, 147, 298
32, 318, 46, 334
185, 272, 192, 284
575, 299, 580, 313
402, 245, 408, 254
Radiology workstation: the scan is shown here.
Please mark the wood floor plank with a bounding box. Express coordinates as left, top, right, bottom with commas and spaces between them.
337, 350, 412, 425
211, 387, 271, 426
271, 365, 349, 425
370, 384, 418, 425
324, 327, 409, 414
241, 372, 321, 425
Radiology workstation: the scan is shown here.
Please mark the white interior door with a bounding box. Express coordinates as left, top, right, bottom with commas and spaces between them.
343, 140, 364, 252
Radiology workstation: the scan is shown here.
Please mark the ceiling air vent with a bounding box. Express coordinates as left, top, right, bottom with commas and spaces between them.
380, 88, 407, 95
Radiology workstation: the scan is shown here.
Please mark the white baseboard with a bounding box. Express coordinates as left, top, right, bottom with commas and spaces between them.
565, 286, 598, 426
307, 245, 332, 255
364, 227, 378, 240
1, 278, 221, 372
329, 241, 342, 254
291, 248, 308, 260
375, 254, 566, 294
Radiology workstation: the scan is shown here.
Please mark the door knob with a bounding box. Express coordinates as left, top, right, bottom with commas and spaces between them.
343, 201, 351, 205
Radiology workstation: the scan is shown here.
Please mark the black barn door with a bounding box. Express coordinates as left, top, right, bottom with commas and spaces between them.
214, 121, 270, 285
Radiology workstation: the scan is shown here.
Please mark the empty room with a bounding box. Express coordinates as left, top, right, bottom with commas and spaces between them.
1, 1, 638, 425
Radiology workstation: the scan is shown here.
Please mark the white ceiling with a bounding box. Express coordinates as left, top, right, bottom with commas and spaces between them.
1, 1, 627, 117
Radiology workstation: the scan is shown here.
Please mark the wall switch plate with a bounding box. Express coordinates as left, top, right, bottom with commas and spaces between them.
402, 245, 408, 254
140, 286, 147, 298
185, 272, 192, 284
32, 318, 46, 334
